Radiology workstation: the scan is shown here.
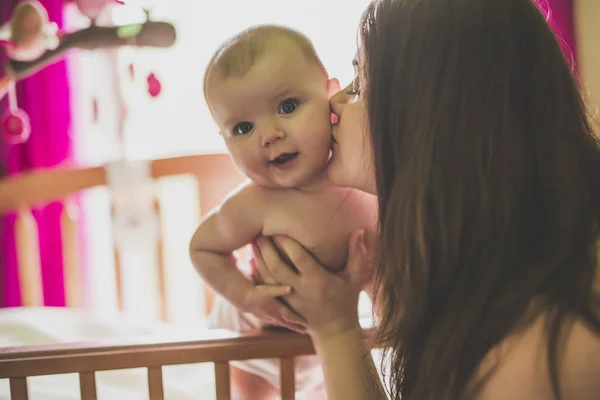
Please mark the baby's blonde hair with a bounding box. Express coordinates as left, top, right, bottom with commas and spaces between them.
204, 24, 326, 94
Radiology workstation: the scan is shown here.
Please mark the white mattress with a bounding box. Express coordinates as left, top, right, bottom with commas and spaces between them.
0, 307, 217, 400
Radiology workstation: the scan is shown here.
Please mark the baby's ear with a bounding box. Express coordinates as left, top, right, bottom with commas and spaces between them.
326, 78, 340, 100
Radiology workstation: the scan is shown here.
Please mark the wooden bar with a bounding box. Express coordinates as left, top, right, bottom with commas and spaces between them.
214, 362, 231, 399
9, 377, 28, 400
62, 199, 83, 308
0, 154, 245, 214
153, 199, 168, 322
111, 203, 125, 314
15, 209, 43, 307
147, 367, 164, 400
79, 372, 97, 400
0, 330, 316, 378
113, 246, 125, 313
0, 165, 105, 213
279, 358, 296, 400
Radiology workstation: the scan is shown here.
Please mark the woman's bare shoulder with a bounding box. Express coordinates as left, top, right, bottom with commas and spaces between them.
560, 318, 600, 398
476, 313, 600, 400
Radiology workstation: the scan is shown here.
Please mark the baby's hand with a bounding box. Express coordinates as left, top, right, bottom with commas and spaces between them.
240, 285, 307, 333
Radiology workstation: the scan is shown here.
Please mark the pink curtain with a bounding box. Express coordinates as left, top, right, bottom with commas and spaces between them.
537, 0, 578, 70
0, 0, 73, 307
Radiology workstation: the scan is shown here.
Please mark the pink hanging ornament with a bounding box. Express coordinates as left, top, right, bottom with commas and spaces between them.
2, 80, 32, 144
146, 72, 161, 97
1, 108, 31, 144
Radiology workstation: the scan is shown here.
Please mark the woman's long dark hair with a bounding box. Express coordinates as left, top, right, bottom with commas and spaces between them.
362, 0, 600, 398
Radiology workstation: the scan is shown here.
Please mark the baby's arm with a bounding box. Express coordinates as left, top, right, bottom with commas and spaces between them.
189, 185, 305, 329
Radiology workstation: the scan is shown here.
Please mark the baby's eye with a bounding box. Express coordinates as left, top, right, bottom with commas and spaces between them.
233, 122, 254, 135
278, 99, 298, 114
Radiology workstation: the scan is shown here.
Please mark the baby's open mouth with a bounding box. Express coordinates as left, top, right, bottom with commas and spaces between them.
271, 152, 298, 165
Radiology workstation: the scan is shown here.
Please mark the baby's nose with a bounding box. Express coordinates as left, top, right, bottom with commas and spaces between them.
261, 130, 284, 147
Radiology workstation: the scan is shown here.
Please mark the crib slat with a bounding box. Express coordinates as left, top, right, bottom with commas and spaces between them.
9, 377, 28, 400
111, 203, 125, 313
113, 247, 125, 312
147, 366, 164, 400
79, 372, 97, 400
15, 209, 43, 306
62, 199, 83, 308
279, 358, 296, 400
214, 362, 231, 399
153, 199, 168, 322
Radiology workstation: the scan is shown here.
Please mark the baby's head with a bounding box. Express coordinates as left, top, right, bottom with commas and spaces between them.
204, 25, 338, 189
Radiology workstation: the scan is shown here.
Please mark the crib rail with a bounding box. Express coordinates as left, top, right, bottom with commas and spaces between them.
0, 155, 319, 400
0, 154, 246, 318
0, 329, 314, 400
0, 154, 241, 213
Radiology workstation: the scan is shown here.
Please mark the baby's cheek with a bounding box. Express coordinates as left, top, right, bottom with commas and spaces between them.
305, 102, 332, 128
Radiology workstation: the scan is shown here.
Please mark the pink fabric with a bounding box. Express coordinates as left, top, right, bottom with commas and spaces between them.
0, 0, 72, 307
537, 0, 578, 70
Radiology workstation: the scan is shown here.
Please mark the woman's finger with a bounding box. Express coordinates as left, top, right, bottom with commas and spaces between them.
271, 236, 322, 277
276, 323, 306, 334
257, 301, 306, 333
345, 229, 370, 286
251, 241, 278, 285
278, 303, 306, 326
248, 258, 263, 285
253, 284, 292, 298
257, 236, 300, 286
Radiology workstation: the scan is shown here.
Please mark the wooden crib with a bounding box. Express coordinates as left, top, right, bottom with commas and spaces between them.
0, 154, 315, 400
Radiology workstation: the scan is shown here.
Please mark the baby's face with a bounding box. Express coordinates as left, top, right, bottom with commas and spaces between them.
205, 46, 332, 189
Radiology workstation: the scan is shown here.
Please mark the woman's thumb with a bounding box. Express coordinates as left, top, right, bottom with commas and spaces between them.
346, 229, 370, 286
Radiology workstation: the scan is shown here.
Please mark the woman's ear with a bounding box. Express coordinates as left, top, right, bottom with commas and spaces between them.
326, 78, 340, 100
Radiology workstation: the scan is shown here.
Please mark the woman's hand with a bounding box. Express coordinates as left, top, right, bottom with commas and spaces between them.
242, 251, 306, 333
252, 230, 371, 340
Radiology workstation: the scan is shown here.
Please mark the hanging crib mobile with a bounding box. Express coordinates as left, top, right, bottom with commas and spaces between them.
0, 0, 176, 144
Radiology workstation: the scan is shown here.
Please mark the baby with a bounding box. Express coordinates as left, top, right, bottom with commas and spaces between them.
190, 25, 377, 399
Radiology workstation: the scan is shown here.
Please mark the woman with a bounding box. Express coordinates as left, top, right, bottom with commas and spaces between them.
252, 0, 600, 399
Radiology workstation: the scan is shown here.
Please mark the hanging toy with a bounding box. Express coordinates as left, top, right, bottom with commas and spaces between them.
0, 1, 59, 62
146, 72, 161, 97
140, 6, 162, 99
1, 81, 31, 144
0, 0, 176, 106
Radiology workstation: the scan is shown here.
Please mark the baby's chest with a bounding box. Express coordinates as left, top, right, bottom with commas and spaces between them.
262, 195, 367, 271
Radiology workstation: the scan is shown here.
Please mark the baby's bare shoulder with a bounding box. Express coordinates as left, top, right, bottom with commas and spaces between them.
222, 180, 269, 206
